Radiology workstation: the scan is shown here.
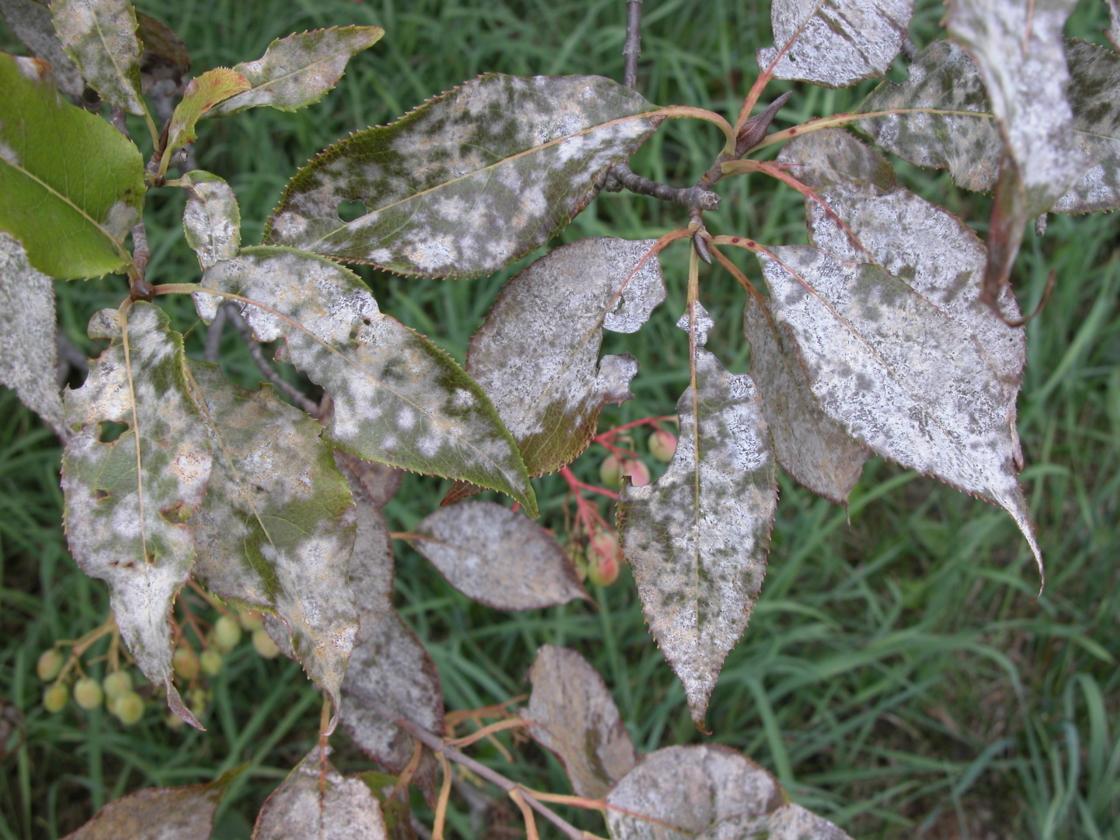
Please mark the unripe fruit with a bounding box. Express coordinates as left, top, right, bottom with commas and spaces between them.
200, 649, 223, 676
37, 649, 65, 681
188, 687, 210, 717
213, 615, 242, 652
252, 628, 281, 659
43, 683, 69, 713
587, 552, 620, 587
239, 610, 265, 632
649, 429, 677, 462
173, 646, 200, 681
113, 691, 145, 725
599, 454, 624, 488
620, 458, 651, 487
73, 677, 104, 710
102, 670, 132, 701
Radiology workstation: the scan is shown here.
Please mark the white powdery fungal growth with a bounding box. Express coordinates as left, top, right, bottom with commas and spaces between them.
182, 172, 242, 269
51, 0, 146, 115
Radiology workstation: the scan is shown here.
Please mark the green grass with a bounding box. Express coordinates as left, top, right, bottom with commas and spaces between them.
2, 0, 1119, 838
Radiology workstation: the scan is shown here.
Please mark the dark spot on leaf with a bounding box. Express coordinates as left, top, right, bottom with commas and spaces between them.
337, 200, 367, 223
99, 421, 129, 442
95, 488, 111, 501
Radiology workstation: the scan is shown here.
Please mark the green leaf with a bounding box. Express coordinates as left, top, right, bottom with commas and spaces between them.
0, 53, 144, 278
183, 362, 358, 736
61, 303, 212, 729
756, 0, 914, 88
0, 232, 67, 439
181, 170, 241, 270
413, 502, 587, 610
165, 68, 250, 154
195, 247, 537, 514
51, 0, 147, 116
0, 0, 84, 97
264, 74, 658, 277
466, 237, 665, 478
754, 245, 1043, 582
208, 26, 383, 117
618, 304, 777, 728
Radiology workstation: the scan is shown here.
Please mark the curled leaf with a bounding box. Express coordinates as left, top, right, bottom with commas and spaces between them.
165, 68, 250, 154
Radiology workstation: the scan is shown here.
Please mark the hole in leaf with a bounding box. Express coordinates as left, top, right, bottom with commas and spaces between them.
98, 421, 129, 442
337, 200, 367, 223
94, 489, 111, 501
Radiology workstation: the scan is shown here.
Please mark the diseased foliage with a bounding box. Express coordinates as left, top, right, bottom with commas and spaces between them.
2, 0, 1117, 834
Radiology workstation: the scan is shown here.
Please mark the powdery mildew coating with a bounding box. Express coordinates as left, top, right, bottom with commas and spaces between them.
757, 0, 914, 88
605, 745, 783, 839
264, 74, 657, 277
253, 747, 388, 839
467, 237, 665, 476
51, 0, 146, 116
60, 303, 212, 726
61, 777, 228, 838
185, 363, 357, 734
947, 0, 1089, 215
182, 171, 241, 270
0, 0, 85, 98
694, 803, 854, 840
619, 324, 777, 727
757, 246, 1043, 573
521, 645, 637, 800
413, 501, 587, 610
196, 247, 535, 511
212, 26, 384, 116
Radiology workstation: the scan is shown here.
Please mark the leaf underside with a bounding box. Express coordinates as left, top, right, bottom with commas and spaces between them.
51, 0, 147, 116
195, 247, 536, 513
264, 74, 658, 277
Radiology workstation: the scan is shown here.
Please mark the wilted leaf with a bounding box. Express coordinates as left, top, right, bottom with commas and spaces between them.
61, 303, 212, 728
210, 26, 383, 116
466, 237, 665, 478
0, 53, 144, 278
136, 11, 190, 92
62, 768, 239, 840
184, 362, 358, 735
755, 245, 1043, 579
264, 74, 658, 277
413, 501, 587, 610
0, 0, 84, 97
253, 748, 387, 840
695, 804, 853, 840
520, 645, 636, 799
195, 247, 536, 513
182, 170, 241, 270
756, 0, 914, 88
604, 745, 783, 840
0, 233, 66, 438
51, 0, 146, 116
166, 68, 250, 154
618, 304, 777, 728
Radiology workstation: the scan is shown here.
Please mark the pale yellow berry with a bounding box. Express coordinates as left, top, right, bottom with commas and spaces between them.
252, 628, 281, 659
172, 646, 199, 681
213, 615, 242, 652
199, 649, 223, 676
37, 649, 65, 682
73, 677, 104, 710
113, 692, 145, 725
239, 610, 265, 632
43, 683, 69, 713
102, 670, 132, 702
649, 429, 677, 462
599, 454, 624, 488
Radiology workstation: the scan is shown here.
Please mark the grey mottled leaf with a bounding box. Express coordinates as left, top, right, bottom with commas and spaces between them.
413, 501, 587, 610
182, 171, 241, 270
756, 0, 914, 88
466, 237, 665, 478
61, 303, 212, 728
604, 745, 783, 840
695, 804, 853, 840
0, 0, 84, 96
252, 748, 387, 840
520, 645, 636, 799
0, 233, 66, 439
210, 26, 383, 116
335, 450, 403, 510
755, 246, 1042, 580
195, 247, 536, 514
1107, 0, 1120, 49
264, 74, 658, 277
51, 0, 147, 116
618, 304, 777, 728
184, 362, 357, 735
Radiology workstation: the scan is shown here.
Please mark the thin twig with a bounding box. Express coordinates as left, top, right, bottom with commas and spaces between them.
622, 0, 643, 90
129, 221, 153, 300
203, 303, 229, 364
223, 303, 320, 414
602, 161, 720, 211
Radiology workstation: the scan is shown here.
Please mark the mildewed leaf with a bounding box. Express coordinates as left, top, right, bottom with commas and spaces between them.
51, 0, 147, 116
165, 68, 250, 154
754, 246, 1043, 581
0, 53, 144, 278
182, 170, 241, 270
0, 233, 66, 439
0, 0, 84, 97
195, 247, 537, 514
61, 303, 212, 728
208, 26, 383, 117
1107, 0, 1120, 49
520, 646, 636, 799
756, 0, 914, 88
183, 362, 358, 735
695, 806, 853, 840
413, 502, 587, 610
618, 303, 777, 728
264, 74, 658, 277
252, 748, 387, 840
466, 237, 665, 478
135, 11, 191, 93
